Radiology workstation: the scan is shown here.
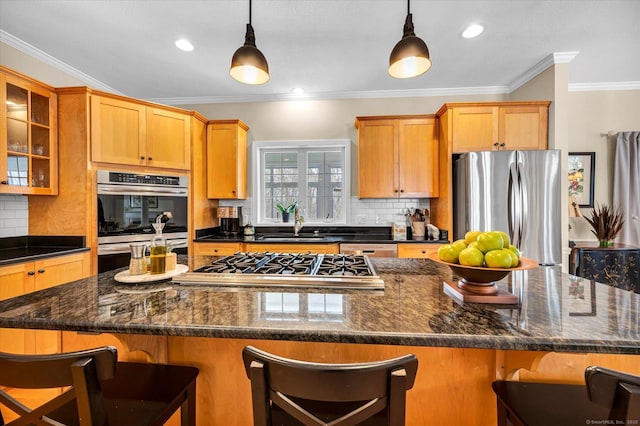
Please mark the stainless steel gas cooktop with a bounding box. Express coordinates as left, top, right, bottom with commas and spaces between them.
172, 252, 384, 289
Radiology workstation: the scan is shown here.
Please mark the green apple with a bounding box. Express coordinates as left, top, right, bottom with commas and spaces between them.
496, 231, 511, 247
438, 244, 461, 264
484, 249, 512, 268
458, 247, 484, 267
452, 239, 468, 252
503, 248, 519, 268
464, 230, 482, 245
467, 241, 479, 250
476, 231, 504, 253
508, 244, 520, 260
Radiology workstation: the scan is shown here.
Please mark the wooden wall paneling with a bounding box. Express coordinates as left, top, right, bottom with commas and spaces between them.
189, 115, 217, 246
429, 111, 453, 237
167, 337, 499, 426
29, 89, 97, 274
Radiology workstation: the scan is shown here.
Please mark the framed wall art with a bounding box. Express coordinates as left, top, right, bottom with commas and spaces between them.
568, 152, 595, 208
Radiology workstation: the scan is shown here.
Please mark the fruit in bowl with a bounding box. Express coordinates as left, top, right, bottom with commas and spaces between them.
437, 230, 522, 269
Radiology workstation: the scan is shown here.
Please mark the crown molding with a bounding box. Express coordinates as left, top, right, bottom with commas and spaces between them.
148, 85, 511, 105
569, 81, 640, 92
508, 51, 579, 92
0, 30, 122, 94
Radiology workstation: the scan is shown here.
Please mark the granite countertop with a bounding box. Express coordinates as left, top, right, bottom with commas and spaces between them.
194, 226, 448, 244
0, 256, 638, 354
0, 236, 89, 266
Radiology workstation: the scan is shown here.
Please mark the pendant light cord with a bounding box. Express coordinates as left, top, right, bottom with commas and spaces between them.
249, 0, 252, 25
407, 0, 410, 14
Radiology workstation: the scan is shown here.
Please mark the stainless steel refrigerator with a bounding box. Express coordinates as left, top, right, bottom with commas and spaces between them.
453, 150, 561, 265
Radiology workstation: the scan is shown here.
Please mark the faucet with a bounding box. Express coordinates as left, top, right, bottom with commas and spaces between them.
293, 207, 304, 236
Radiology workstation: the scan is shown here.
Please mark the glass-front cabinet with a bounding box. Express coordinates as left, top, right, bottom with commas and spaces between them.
1, 66, 58, 195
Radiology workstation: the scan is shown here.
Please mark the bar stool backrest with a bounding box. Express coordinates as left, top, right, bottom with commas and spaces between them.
586, 365, 640, 421
0, 346, 118, 426
242, 345, 418, 426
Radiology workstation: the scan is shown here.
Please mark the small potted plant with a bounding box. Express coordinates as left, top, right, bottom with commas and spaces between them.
584, 203, 624, 248
276, 201, 297, 223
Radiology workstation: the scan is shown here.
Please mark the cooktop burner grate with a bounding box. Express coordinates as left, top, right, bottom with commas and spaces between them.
176, 252, 384, 289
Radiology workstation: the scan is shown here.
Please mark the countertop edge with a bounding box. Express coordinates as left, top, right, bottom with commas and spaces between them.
1, 319, 638, 355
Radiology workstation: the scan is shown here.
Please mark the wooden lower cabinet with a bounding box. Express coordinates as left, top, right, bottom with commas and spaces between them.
397, 243, 441, 258
244, 243, 339, 254
0, 252, 90, 354
192, 242, 242, 256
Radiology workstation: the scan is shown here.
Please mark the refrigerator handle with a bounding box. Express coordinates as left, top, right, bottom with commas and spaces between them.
517, 161, 528, 249
508, 162, 519, 245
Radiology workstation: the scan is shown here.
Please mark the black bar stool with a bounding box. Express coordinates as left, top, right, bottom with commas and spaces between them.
242, 345, 418, 426
492, 366, 640, 425
0, 346, 199, 426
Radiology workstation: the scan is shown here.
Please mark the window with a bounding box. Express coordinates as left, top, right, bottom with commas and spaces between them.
253, 140, 350, 225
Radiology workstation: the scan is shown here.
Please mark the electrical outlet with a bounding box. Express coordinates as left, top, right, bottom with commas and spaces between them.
356, 214, 366, 225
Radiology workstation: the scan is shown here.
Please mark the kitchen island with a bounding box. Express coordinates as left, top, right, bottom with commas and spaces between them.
0, 256, 638, 425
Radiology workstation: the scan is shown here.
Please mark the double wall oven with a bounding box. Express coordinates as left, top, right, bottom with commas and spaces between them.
97, 170, 188, 273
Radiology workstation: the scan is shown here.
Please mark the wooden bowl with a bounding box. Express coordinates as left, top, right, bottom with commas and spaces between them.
427, 252, 538, 284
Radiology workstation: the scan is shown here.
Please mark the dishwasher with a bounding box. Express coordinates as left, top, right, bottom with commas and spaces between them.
339, 243, 398, 258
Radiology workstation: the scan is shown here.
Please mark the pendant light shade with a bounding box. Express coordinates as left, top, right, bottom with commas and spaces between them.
388, 1, 431, 79
230, 0, 269, 85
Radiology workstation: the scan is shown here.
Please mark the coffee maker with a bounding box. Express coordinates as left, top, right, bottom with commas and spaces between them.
217, 207, 242, 234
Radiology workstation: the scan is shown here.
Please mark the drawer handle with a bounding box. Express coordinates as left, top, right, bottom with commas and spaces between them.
214, 249, 219, 253
37, 269, 45, 274
421, 250, 426, 254
27, 271, 36, 276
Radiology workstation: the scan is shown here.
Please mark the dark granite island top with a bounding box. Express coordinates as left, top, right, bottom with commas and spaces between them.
0, 256, 638, 355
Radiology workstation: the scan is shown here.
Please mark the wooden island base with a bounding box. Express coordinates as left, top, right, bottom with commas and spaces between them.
60, 332, 640, 426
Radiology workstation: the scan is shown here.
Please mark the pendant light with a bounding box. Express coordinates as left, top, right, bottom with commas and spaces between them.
230, 0, 270, 85
388, 0, 431, 79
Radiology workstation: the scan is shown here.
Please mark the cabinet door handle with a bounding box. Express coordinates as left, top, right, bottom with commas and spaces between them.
1, 180, 7, 185
500, 142, 506, 148
140, 156, 145, 160
37, 269, 45, 274
400, 189, 404, 193
394, 189, 398, 193
148, 157, 153, 161
232, 190, 236, 194
27, 271, 36, 276
494, 142, 499, 147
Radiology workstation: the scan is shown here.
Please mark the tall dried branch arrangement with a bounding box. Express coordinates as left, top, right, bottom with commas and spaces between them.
584, 204, 625, 243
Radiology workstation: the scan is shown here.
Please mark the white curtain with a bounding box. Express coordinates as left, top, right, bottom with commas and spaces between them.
613, 131, 640, 246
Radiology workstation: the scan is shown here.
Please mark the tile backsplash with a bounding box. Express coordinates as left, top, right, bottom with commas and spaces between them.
0, 195, 29, 237
221, 196, 431, 226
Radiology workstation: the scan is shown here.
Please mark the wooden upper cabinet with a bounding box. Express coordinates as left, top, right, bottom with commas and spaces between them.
146, 107, 190, 169
207, 120, 248, 199
91, 94, 190, 170
437, 101, 550, 153
356, 116, 439, 198
91, 95, 145, 166
0, 66, 58, 195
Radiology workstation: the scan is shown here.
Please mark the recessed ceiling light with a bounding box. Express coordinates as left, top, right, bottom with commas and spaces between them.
292, 87, 305, 95
175, 39, 195, 52
462, 24, 484, 39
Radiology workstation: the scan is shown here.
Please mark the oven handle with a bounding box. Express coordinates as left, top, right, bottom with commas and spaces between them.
98, 185, 188, 196
98, 238, 188, 255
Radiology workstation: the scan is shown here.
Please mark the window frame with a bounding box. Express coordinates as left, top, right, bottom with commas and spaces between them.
252, 139, 351, 226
